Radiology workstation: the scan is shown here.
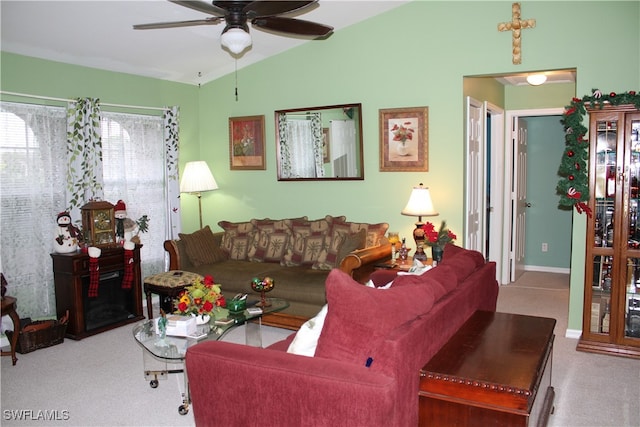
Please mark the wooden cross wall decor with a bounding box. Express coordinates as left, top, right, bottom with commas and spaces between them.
498, 2, 536, 64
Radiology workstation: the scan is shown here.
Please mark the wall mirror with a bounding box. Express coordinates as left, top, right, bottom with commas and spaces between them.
275, 103, 364, 181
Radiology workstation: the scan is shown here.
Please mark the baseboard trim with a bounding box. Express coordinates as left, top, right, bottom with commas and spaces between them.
525, 265, 570, 274
565, 328, 581, 339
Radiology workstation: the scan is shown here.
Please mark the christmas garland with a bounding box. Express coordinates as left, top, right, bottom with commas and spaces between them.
557, 89, 640, 216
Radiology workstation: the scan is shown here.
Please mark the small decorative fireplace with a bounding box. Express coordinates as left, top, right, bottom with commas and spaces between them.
81, 270, 137, 332
51, 245, 144, 340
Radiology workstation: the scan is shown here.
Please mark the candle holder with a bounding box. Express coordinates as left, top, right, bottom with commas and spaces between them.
250, 277, 275, 307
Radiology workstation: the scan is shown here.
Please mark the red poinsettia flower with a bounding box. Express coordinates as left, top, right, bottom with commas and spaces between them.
216, 295, 226, 307
202, 300, 214, 313
421, 221, 456, 247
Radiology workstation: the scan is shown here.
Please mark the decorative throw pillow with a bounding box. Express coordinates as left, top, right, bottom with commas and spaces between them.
346, 221, 389, 248
178, 226, 228, 267
218, 220, 256, 260
251, 231, 290, 262
248, 217, 305, 262
283, 231, 326, 266
282, 216, 345, 266
286, 304, 328, 357
313, 228, 367, 270
315, 269, 436, 367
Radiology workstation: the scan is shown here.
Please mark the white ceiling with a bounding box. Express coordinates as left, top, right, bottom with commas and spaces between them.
1, 0, 409, 85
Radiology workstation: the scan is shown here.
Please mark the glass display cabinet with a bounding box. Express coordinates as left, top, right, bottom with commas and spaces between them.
580, 104, 640, 359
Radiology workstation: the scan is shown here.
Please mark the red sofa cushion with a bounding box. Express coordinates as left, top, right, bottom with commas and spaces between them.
392, 265, 456, 297
315, 269, 436, 367
439, 244, 485, 282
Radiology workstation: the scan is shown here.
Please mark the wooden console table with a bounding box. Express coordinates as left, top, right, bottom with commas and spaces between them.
419, 311, 556, 427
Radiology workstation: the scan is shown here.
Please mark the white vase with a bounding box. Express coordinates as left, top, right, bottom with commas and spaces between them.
396, 141, 409, 156
192, 314, 211, 325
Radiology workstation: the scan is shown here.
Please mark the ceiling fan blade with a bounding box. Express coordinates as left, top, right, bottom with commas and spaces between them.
133, 17, 222, 30
243, 1, 317, 18
252, 16, 333, 36
169, 0, 227, 16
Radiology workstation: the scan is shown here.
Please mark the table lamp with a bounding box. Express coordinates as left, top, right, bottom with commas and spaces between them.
180, 161, 218, 229
401, 183, 438, 252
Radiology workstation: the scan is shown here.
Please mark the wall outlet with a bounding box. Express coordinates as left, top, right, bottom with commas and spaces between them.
541, 243, 548, 252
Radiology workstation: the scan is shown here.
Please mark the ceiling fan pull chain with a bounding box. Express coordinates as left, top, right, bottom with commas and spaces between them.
235, 58, 239, 102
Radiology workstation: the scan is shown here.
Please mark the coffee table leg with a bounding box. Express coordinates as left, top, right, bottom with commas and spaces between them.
179, 364, 190, 415
245, 318, 263, 347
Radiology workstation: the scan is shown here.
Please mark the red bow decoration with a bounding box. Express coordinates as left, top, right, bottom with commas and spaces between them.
567, 188, 592, 217
574, 202, 593, 217
566, 187, 581, 200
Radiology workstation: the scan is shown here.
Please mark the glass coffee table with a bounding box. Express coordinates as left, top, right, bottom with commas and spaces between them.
132, 298, 289, 415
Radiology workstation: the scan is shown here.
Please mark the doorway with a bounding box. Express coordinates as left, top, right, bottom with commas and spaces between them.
464, 70, 576, 284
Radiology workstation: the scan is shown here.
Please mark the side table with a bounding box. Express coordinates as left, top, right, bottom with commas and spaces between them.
1, 296, 20, 365
375, 257, 433, 272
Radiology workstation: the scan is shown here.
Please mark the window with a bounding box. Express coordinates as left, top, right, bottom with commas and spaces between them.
0, 102, 67, 317
0, 102, 168, 319
101, 112, 167, 278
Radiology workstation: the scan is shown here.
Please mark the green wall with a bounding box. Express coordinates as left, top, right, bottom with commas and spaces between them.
524, 115, 572, 269
0, 52, 200, 160
2, 1, 639, 332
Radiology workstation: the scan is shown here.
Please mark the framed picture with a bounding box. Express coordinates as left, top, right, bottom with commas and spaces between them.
322, 127, 330, 163
229, 115, 266, 170
379, 106, 429, 172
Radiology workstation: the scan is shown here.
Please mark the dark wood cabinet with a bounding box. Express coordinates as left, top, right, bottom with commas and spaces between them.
579, 105, 640, 359
419, 311, 555, 427
51, 245, 144, 340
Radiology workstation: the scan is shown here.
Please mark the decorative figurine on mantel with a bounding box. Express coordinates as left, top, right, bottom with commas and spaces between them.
54, 211, 82, 253
114, 200, 135, 245
113, 199, 150, 245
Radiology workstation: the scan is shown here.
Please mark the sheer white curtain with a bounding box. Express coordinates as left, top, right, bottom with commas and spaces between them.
0, 102, 67, 318
279, 112, 324, 178
101, 112, 167, 278
330, 119, 357, 177
287, 119, 316, 178
0, 101, 176, 320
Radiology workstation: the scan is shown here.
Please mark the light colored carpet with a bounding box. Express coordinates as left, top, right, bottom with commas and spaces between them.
498, 272, 640, 427
1, 272, 639, 426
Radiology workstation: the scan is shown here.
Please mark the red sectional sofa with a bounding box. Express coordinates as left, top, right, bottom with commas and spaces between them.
185, 244, 499, 426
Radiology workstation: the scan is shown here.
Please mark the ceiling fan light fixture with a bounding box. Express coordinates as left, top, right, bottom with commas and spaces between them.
526, 74, 547, 86
221, 28, 252, 55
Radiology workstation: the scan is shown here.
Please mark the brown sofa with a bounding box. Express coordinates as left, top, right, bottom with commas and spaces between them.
164, 216, 391, 329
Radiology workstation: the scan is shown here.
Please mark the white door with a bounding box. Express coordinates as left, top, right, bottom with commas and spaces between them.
465, 97, 486, 255
510, 117, 528, 282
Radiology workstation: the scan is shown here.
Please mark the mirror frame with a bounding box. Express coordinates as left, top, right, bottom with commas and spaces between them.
275, 103, 364, 181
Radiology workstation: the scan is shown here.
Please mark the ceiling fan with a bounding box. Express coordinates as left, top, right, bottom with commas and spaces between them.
134, 1, 334, 55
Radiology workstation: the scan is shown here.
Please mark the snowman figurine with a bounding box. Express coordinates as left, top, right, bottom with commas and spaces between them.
114, 200, 137, 245
54, 211, 80, 253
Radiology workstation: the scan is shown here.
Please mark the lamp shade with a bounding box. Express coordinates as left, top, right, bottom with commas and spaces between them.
221, 28, 252, 55
180, 161, 218, 194
401, 184, 438, 218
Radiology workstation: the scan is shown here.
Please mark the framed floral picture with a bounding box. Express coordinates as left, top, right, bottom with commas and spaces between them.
379, 107, 428, 172
229, 115, 266, 170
